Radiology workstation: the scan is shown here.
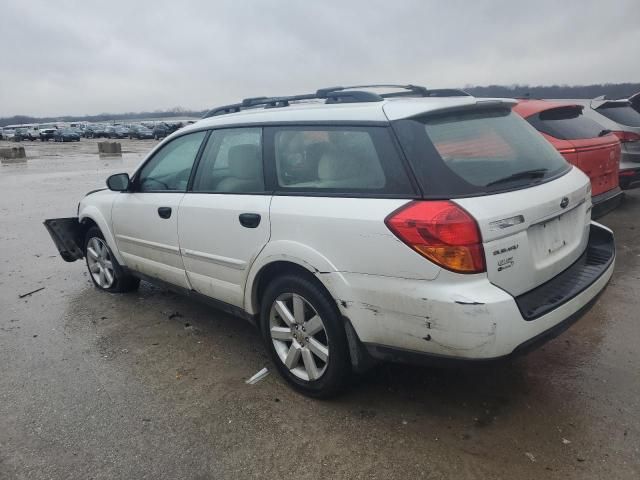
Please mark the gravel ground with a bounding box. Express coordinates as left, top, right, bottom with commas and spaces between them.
1, 138, 638, 479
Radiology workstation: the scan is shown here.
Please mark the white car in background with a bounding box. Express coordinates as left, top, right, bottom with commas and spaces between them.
1, 128, 16, 140
45, 85, 616, 397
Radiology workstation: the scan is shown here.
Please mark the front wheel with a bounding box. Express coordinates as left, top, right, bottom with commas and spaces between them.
85, 226, 140, 293
260, 274, 350, 398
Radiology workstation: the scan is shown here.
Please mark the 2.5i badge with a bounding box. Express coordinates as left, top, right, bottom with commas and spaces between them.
497, 257, 515, 271
493, 243, 519, 272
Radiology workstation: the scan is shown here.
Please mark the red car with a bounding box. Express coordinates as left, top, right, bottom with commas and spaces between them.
514, 100, 623, 218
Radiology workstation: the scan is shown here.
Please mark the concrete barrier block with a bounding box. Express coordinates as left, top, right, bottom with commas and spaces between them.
97, 142, 122, 156
0, 146, 27, 163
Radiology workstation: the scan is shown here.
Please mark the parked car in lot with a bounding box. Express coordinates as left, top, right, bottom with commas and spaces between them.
85, 124, 109, 138
39, 128, 57, 141
568, 97, 640, 190
1, 128, 16, 140
513, 99, 622, 218
105, 125, 130, 139
53, 128, 81, 142
14, 128, 36, 141
128, 124, 154, 139
45, 85, 616, 397
152, 122, 181, 140
630, 92, 640, 113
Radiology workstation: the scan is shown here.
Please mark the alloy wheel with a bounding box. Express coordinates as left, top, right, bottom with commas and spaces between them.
86, 237, 115, 289
269, 293, 329, 381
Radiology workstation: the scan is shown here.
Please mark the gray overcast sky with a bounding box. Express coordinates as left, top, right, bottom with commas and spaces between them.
1, 0, 638, 117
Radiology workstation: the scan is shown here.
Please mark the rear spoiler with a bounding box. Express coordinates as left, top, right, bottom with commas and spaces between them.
384, 98, 517, 122
590, 95, 631, 110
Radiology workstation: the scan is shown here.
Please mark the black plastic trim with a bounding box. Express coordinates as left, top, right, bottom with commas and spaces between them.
515, 224, 614, 321
126, 269, 257, 326
591, 187, 623, 219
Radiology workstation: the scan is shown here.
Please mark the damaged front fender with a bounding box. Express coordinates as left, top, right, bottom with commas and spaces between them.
43, 217, 85, 262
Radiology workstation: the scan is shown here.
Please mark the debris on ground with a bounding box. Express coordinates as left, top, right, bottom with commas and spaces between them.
562, 438, 571, 445
168, 311, 183, 320
18, 287, 45, 298
246, 367, 269, 384
524, 452, 536, 462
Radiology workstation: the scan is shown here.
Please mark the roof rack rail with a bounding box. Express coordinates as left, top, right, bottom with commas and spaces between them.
203, 88, 383, 118
318, 85, 470, 98
202, 85, 471, 118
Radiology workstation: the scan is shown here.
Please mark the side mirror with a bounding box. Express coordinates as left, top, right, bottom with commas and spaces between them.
106, 173, 130, 192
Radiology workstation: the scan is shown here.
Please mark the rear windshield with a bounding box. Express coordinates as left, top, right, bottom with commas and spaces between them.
527, 106, 606, 140
596, 104, 640, 127
393, 108, 570, 197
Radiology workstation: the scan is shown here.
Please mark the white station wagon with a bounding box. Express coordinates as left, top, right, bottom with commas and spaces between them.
45, 85, 616, 397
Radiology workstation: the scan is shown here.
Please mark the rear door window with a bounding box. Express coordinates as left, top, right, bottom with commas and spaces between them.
527, 106, 606, 139
269, 126, 414, 195
191, 128, 264, 193
596, 104, 640, 127
393, 108, 570, 197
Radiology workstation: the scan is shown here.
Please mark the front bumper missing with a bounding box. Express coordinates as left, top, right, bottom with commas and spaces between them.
43, 217, 85, 262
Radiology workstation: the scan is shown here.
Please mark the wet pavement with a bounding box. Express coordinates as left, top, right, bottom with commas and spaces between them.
1, 138, 639, 479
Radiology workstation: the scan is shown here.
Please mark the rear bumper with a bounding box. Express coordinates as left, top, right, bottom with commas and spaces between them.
514, 224, 615, 320
364, 289, 605, 366
619, 167, 640, 190
591, 187, 623, 219
330, 223, 615, 363
43, 217, 85, 262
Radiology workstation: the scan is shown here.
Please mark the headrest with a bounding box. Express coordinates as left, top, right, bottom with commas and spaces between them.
228, 144, 260, 179
318, 152, 359, 181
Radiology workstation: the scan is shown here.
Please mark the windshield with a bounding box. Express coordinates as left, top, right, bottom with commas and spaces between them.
394, 108, 570, 197
596, 104, 640, 127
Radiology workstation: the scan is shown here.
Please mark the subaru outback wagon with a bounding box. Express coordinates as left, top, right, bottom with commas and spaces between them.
45, 85, 615, 397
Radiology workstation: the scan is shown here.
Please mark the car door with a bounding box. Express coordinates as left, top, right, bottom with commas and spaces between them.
178, 127, 271, 307
112, 130, 207, 288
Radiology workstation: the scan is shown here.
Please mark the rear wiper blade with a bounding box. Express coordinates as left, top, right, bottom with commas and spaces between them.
486, 168, 548, 187
598, 129, 612, 137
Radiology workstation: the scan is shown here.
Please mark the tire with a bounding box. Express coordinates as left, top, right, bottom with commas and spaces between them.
84, 226, 140, 293
260, 274, 350, 398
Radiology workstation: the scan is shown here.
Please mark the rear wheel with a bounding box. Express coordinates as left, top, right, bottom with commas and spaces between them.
260, 274, 350, 398
85, 226, 139, 293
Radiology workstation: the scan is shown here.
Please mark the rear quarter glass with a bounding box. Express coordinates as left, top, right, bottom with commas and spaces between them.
392, 108, 570, 198
266, 126, 416, 196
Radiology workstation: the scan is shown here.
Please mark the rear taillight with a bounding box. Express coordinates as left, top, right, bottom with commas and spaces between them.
557, 147, 576, 155
385, 201, 486, 274
611, 131, 640, 143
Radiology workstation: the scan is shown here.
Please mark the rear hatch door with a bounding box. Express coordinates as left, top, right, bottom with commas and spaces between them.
569, 135, 620, 195
389, 101, 592, 297
455, 167, 591, 296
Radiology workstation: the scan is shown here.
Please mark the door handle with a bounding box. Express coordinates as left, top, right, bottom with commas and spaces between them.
158, 207, 172, 219
239, 213, 261, 228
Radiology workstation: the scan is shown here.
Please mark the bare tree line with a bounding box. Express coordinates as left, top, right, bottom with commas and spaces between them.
2, 83, 639, 127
